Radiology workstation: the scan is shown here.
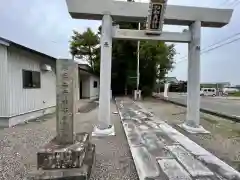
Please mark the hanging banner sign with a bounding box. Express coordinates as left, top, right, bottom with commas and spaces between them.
146, 0, 167, 35
150, 3, 163, 30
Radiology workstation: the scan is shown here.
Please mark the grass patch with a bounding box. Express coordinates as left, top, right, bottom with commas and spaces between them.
231, 128, 240, 137
203, 117, 219, 124
218, 125, 240, 138
202, 115, 240, 137
229, 91, 240, 97
232, 161, 240, 171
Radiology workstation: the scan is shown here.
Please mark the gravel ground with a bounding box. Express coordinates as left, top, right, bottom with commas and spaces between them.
0, 102, 138, 180
91, 104, 138, 180
141, 98, 240, 171
78, 101, 99, 113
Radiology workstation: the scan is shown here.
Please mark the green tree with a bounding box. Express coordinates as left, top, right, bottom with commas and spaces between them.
70, 28, 100, 73
139, 41, 175, 96
70, 23, 176, 96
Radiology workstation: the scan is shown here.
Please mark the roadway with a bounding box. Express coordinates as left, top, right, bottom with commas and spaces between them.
166, 93, 240, 118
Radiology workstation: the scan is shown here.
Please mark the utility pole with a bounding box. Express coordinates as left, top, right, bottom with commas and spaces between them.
137, 22, 140, 91
158, 64, 161, 94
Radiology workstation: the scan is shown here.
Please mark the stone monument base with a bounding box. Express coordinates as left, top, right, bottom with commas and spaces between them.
25, 133, 95, 180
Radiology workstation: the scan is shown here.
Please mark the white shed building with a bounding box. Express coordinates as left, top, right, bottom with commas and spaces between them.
78, 64, 100, 100
0, 37, 99, 127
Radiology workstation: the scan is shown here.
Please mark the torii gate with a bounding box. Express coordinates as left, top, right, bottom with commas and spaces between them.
66, 0, 233, 134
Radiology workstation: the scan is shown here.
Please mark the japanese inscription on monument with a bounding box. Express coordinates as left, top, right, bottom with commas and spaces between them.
56, 59, 75, 145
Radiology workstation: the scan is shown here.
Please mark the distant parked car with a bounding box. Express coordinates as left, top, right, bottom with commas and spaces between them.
200, 88, 217, 96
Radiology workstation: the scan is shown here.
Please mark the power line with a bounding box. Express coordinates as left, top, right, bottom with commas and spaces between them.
201, 31, 240, 51
175, 35, 240, 64
218, 0, 231, 7
175, 30, 240, 64
175, 1, 240, 64
233, 0, 240, 7
218, 0, 240, 8
217, 0, 240, 7
176, 25, 240, 59
228, 0, 240, 7
175, 58, 187, 64
201, 36, 240, 54
177, 55, 188, 61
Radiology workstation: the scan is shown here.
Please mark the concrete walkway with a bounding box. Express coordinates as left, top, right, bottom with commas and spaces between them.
116, 97, 240, 180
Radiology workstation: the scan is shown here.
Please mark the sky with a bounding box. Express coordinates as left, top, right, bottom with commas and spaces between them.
0, 0, 240, 85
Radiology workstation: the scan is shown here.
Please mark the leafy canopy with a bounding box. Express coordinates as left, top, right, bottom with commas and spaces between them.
70, 28, 100, 72
70, 24, 176, 96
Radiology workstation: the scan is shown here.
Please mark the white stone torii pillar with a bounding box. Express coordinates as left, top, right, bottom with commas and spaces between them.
186, 21, 201, 128
65, 0, 233, 135
92, 14, 115, 136
180, 21, 208, 133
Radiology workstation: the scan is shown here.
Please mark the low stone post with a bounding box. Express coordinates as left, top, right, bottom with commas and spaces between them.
164, 83, 169, 98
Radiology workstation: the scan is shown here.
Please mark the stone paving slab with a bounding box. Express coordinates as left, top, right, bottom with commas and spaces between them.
138, 131, 173, 159
158, 123, 212, 156
167, 145, 214, 177
197, 155, 240, 180
115, 98, 240, 180
196, 175, 228, 180
158, 159, 192, 180
131, 146, 160, 179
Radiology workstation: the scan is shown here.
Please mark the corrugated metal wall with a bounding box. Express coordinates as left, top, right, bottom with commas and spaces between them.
7, 46, 56, 117
0, 45, 9, 116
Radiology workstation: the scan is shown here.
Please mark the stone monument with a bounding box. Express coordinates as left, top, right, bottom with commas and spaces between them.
26, 59, 95, 180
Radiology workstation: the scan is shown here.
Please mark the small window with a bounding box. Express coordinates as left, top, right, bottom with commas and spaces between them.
93, 81, 98, 88
23, 70, 41, 89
